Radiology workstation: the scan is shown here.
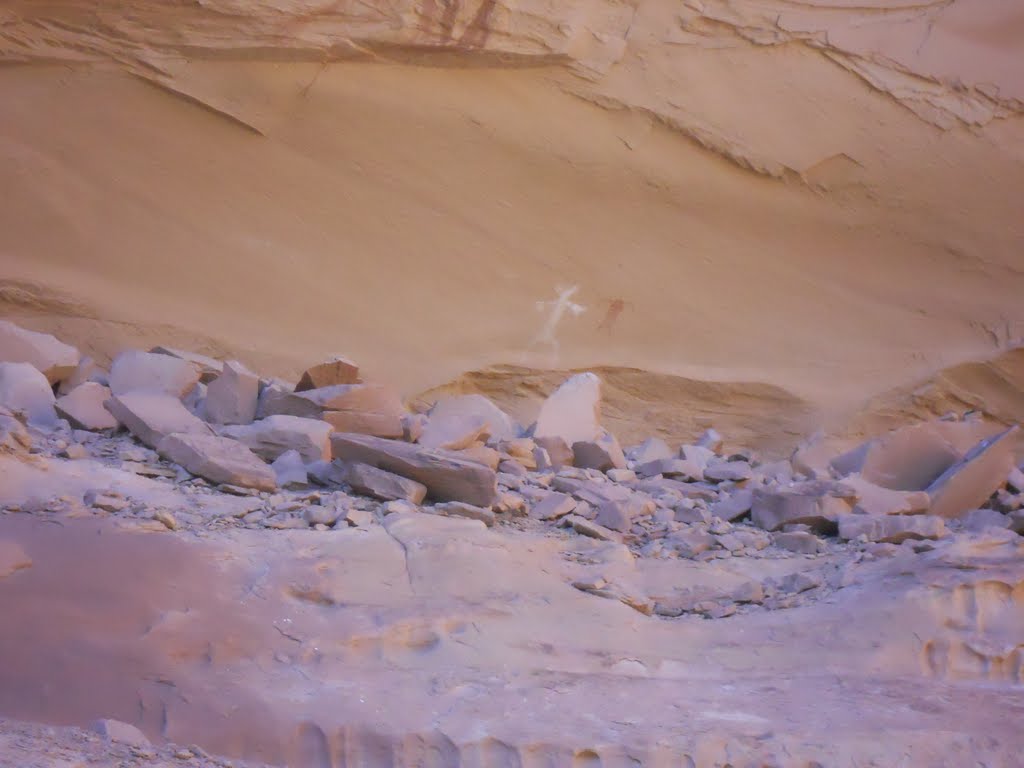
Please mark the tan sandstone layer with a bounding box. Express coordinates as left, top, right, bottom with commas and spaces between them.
2, 0, 1023, 453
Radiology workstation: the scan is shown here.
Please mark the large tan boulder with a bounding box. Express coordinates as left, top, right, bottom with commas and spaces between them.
109, 351, 201, 398
204, 360, 258, 425
532, 372, 601, 446
331, 432, 497, 507
218, 415, 331, 463
343, 462, 427, 504
157, 433, 276, 491
0, 362, 56, 426
926, 426, 1019, 518
55, 382, 119, 431
420, 394, 516, 449
751, 481, 853, 532
262, 383, 405, 439
104, 392, 212, 448
295, 356, 360, 391
0, 321, 79, 385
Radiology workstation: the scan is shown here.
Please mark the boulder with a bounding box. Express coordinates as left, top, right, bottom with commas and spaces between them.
271, 449, 308, 488
532, 372, 601, 446
0, 362, 56, 425
262, 383, 405, 439
91, 719, 151, 748
295, 356, 360, 391
696, 428, 723, 452
529, 492, 577, 521
635, 457, 704, 481
534, 435, 574, 469
205, 360, 259, 425
433, 501, 495, 527
962, 508, 1011, 532
0, 321, 79, 385
421, 394, 516, 448
751, 482, 852, 532
838, 473, 931, 516
709, 488, 754, 521
109, 351, 200, 398
772, 530, 824, 554
594, 499, 632, 532
564, 514, 621, 542
573, 430, 627, 472
704, 460, 753, 482
343, 461, 427, 504
680, 444, 716, 471
790, 431, 833, 479
837, 513, 945, 544
149, 346, 223, 383
57, 356, 105, 396
157, 433, 276, 491
218, 415, 331, 464
331, 432, 498, 507
833, 420, 1000, 491
454, 444, 502, 470
255, 379, 295, 419
926, 426, 1019, 518
104, 392, 213, 448
626, 437, 674, 465
55, 382, 119, 431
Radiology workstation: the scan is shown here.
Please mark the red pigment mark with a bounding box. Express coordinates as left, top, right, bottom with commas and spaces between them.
460, 0, 498, 48
597, 299, 628, 334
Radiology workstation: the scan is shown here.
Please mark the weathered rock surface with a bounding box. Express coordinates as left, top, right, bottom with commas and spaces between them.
91, 719, 151, 748
926, 426, 1019, 518
0, 408, 31, 454
149, 346, 223, 383
331, 433, 497, 507
433, 501, 495, 527
837, 514, 945, 543
635, 457, 704, 481
271, 449, 308, 488
262, 383, 405, 439
0, 362, 56, 426
109, 351, 201, 398
295, 356, 360, 391
343, 461, 427, 504
55, 382, 119, 431
529, 492, 577, 521
839, 474, 931, 516
204, 360, 258, 425
421, 394, 516, 448
157, 433, 276, 491
534, 435, 574, 469
219, 415, 331, 464
627, 437, 674, 465
0, 321, 79, 385
532, 372, 601, 446
104, 392, 212, 448
57, 356, 105, 396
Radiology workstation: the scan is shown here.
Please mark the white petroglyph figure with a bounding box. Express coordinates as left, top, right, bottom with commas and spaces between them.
524, 285, 586, 364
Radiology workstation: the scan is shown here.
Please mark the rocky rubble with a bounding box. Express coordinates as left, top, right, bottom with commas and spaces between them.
1, 320, 1023, 621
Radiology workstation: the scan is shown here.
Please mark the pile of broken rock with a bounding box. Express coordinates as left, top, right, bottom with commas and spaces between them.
1, 320, 1022, 614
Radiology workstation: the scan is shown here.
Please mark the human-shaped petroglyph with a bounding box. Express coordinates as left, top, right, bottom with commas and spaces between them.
524, 285, 586, 365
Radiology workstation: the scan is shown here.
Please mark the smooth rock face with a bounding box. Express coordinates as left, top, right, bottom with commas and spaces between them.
157, 433, 276, 491
0, 362, 56, 426
343, 461, 427, 504
104, 392, 213, 448
109, 351, 201, 398
264, 383, 406, 439
331, 433, 497, 507
218, 415, 331, 463
55, 382, 119, 431
534, 436, 574, 469
837, 514, 945, 543
532, 372, 601, 446
0, 321, 79, 385
204, 360, 258, 425
839, 474, 931, 516
295, 356, 360, 391
837, 420, 998, 491
594, 499, 632, 532
421, 394, 516, 448
57, 356, 105, 396
926, 426, 1019, 519
573, 430, 626, 472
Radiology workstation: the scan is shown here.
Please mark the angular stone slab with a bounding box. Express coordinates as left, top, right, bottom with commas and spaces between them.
295, 356, 360, 391
626, 437, 673, 465
344, 461, 427, 504
109, 351, 200, 398
104, 392, 212, 448
0, 321, 79, 385
926, 426, 1019, 519
838, 473, 930, 516
751, 482, 852, 532
0, 362, 56, 426
635, 457, 704, 481
433, 501, 495, 527
331, 432, 497, 507
205, 360, 259, 425
532, 372, 601, 446
837, 513, 945, 544
55, 382, 119, 431
264, 383, 405, 438
219, 415, 332, 464
573, 431, 627, 472
157, 432, 276, 491
149, 346, 223, 383
530, 492, 577, 521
